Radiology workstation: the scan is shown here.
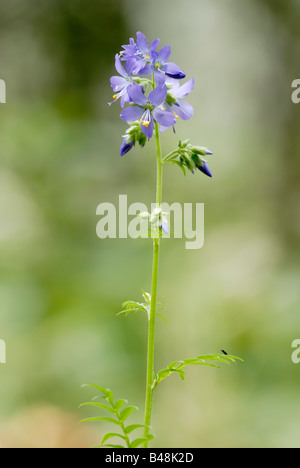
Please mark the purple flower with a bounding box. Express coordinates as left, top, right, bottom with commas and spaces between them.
160, 78, 194, 132
120, 82, 176, 140
139, 45, 186, 84
109, 55, 134, 108
120, 33, 185, 84
120, 138, 134, 157
197, 161, 213, 178
121, 32, 160, 75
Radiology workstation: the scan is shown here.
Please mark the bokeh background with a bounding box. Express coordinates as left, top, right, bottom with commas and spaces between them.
0, 0, 300, 448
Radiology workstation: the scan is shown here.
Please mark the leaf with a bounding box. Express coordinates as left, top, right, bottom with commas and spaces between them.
131, 435, 154, 448
82, 384, 114, 406
119, 406, 138, 422
114, 399, 128, 411
79, 417, 120, 426
152, 353, 243, 389
167, 361, 183, 369
79, 402, 115, 414
101, 433, 126, 445
82, 384, 111, 397
118, 300, 149, 319
125, 424, 146, 435
197, 354, 244, 364
141, 291, 151, 304
156, 312, 168, 324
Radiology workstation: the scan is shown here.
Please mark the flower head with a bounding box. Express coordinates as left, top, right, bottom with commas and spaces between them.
120, 82, 176, 139
120, 32, 185, 85
121, 32, 160, 75
110, 33, 214, 170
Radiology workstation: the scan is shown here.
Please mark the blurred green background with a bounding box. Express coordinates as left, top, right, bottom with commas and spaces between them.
0, 0, 300, 448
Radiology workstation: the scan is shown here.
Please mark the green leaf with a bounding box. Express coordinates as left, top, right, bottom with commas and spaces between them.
141, 290, 151, 305
101, 433, 126, 445
119, 406, 138, 422
114, 399, 128, 411
156, 312, 168, 324
167, 361, 183, 369
82, 384, 111, 397
131, 435, 154, 448
79, 402, 115, 413
197, 354, 244, 364
152, 353, 243, 389
118, 299, 149, 319
125, 424, 146, 434
79, 417, 120, 426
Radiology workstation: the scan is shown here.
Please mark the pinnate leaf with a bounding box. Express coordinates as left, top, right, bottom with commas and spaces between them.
152, 353, 243, 389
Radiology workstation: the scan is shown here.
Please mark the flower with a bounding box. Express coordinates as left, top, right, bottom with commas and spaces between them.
120, 32, 185, 84
140, 45, 186, 84
161, 78, 194, 132
121, 32, 160, 75
109, 54, 134, 108
120, 82, 176, 139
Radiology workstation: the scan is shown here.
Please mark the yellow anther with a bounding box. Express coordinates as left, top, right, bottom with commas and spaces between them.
115, 85, 119, 91
113, 94, 118, 100
173, 111, 181, 120
144, 55, 150, 60
140, 119, 150, 127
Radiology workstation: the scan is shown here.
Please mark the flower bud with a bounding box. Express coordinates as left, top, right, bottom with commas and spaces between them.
197, 162, 212, 178
120, 138, 134, 156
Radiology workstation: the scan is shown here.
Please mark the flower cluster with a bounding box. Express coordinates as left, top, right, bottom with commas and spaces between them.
164, 140, 213, 178
109, 32, 212, 177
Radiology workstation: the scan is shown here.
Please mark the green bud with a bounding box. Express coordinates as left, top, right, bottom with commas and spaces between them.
191, 146, 208, 156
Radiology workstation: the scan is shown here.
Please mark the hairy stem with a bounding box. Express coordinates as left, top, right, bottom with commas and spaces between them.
143, 121, 163, 447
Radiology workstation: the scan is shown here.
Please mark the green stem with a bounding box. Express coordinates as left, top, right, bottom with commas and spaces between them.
142, 121, 163, 447
120, 421, 131, 448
